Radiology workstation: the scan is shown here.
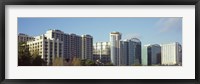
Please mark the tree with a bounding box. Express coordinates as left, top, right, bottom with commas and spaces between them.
71, 58, 81, 66
80, 59, 96, 66
18, 42, 46, 66
32, 56, 46, 66
31, 51, 46, 66
104, 62, 114, 66
132, 63, 142, 66
63, 57, 82, 66
80, 59, 86, 66
18, 42, 32, 66
85, 59, 95, 66
52, 57, 65, 66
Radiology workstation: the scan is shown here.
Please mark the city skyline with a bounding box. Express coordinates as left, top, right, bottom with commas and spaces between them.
18, 29, 182, 66
18, 17, 182, 45
18, 17, 182, 66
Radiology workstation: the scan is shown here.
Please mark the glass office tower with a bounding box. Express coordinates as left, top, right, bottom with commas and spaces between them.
121, 38, 141, 66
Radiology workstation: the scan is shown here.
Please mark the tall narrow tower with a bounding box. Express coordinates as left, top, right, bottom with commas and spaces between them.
110, 32, 121, 65
81, 35, 93, 60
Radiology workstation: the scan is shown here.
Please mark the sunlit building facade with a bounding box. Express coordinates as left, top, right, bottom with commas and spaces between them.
161, 42, 182, 65
25, 29, 94, 65
110, 32, 121, 66
27, 34, 64, 65
44, 29, 83, 60
142, 45, 149, 66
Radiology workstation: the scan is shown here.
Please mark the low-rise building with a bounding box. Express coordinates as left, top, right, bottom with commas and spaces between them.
93, 42, 110, 64
18, 33, 34, 43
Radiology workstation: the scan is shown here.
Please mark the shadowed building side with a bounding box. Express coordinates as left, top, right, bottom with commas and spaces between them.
82, 35, 93, 60
121, 38, 141, 66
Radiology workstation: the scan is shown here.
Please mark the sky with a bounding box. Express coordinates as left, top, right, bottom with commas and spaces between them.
18, 17, 182, 45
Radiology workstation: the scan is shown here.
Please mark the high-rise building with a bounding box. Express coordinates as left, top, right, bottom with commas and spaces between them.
27, 34, 64, 65
63, 34, 70, 59
44, 29, 69, 59
43, 29, 83, 60
25, 29, 94, 65
110, 32, 121, 66
121, 38, 141, 66
119, 40, 128, 66
45, 29, 65, 41
93, 42, 110, 64
44, 30, 95, 60
142, 45, 149, 66
68, 34, 82, 59
82, 35, 93, 60
18, 33, 34, 43
142, 44, 161, 66
161, 42, 182, 65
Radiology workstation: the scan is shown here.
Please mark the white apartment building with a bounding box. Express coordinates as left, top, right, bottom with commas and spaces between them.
45, 29, 83, 60
45, 29, 65, 41
110, 32, 121, 66
27, 34, 64, 65
23, 29, 93, 65
161, 42, 182, 65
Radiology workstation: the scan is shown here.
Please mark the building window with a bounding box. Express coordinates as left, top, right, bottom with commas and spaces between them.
52, 33, 54, 38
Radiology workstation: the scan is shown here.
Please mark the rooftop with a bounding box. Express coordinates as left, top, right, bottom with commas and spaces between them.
110, 31, 121, 34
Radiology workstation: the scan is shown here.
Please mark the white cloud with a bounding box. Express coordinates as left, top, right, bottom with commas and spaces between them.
155, 18, 182, 33
122, 33, 142, 40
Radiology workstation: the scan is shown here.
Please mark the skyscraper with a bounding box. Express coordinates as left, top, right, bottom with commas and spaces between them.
110, 32, 121, 66
142, 45, 149, 66
68, 33, 82, 59
121, 38, 141, 66
44, 29, 83, 60
44, 29, 67, 59
82, 35, 93, 60
120, 40, 128, 66
161, 42, 182, 65
142, 44, 161, 66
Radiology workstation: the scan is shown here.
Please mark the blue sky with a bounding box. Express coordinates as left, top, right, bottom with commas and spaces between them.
18, 17, 182, 45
